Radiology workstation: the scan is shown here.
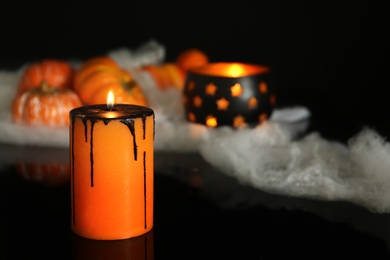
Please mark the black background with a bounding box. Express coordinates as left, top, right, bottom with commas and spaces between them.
1, 0, 390, 140
2, 2, 390, 259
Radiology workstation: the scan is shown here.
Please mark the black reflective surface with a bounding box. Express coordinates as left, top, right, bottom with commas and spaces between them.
1, 92, 390, 259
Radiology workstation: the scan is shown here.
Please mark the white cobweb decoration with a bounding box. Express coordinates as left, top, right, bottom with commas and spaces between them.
1, 40, 390, 213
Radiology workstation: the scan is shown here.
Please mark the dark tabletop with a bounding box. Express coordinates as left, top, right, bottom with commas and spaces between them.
1, 58, 390, 259
1, 149, 390, 260
1, 90, 390, 260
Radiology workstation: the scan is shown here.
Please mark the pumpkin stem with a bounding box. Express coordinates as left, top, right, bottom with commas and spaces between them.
124, 80, 138, 92
40, 80, 51, 92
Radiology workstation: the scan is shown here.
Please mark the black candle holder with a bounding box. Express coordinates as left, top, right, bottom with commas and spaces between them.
182, 62, 276, 128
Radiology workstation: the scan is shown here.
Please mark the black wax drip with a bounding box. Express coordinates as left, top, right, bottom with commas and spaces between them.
82, 118, 88, 142
89, 120, 97, 187
142, 117, 146, 140
120, 118, 137, 161
103, 118, 111, 125
143, 151, 147, 229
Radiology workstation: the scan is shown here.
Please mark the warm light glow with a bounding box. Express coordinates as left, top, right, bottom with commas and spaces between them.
107, 91, 115, 109
188, 81, 195, 91
248, 97, 258, 109
104, 111, 118, 118
205, 83, 217, 95
225, 64, 245, 77
259, 113, 268, 122
188, 112, 196, 122
259, 82, 268, 93
193, 96, 203, 108
205, 115, 218, 127
233, 115, 246, 128
190, 62, 269, 77
216, 97, 229, 110
230, 83, 243, 97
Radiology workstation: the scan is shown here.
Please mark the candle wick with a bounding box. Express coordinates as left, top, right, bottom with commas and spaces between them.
107, 104, 114, 110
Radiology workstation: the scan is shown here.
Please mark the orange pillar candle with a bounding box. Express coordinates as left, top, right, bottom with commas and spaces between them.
70, 103, 155, 240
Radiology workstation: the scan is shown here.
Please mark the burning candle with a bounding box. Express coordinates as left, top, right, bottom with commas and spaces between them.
183, 62, 275, 128
69, 92, 155, 240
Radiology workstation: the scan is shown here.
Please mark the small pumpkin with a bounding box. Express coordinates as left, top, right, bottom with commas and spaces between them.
11, 81, 83, 127
18, 59, 74, 93
176, 48, 209, 71
142, 62, 186, 91
73, 56, 148, 106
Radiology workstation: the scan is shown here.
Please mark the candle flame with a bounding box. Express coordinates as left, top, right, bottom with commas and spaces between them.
225, 64, 245, 77
107, 91, 115, 110
190, 62, 269, 77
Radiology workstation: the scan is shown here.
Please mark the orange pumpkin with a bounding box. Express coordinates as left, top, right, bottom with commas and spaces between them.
176, 48, 209, 71
18, 59, 74, 93
142, 62, 186, 91
11, 81, 83, 127
73, 56, 148, 106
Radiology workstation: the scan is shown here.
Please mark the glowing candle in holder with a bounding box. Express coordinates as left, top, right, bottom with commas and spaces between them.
183, 62, 276, 128
70, 92, 155, 240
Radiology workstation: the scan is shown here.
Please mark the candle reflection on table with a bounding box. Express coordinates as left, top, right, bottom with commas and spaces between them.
72, 229, 154, 260
0, 144, 71, 186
